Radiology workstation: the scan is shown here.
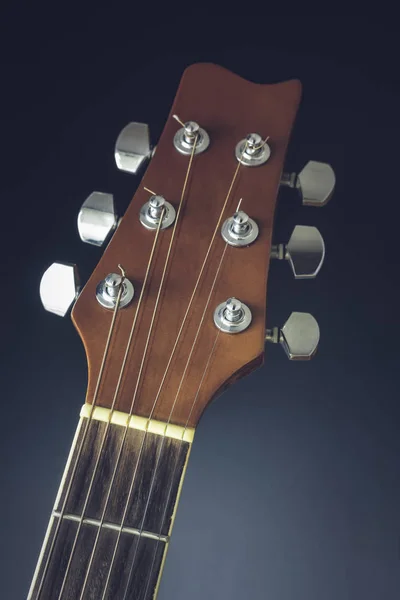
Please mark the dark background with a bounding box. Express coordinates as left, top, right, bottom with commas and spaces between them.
1, 12, 400, 600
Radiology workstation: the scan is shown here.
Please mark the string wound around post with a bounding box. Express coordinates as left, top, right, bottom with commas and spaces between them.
96, 269, 135, 310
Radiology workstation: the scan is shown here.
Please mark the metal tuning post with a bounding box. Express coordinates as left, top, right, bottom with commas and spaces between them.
173, 119, 210, 155
115, 122, 153, 174
281, 160, 335, 206
96, 272, 134, 310
139, 194, 176, 230
77, 192, 118, 246
235, 133, 271, 167
213, 297, 252, 334
265, 312, 320, 360
221, 210, 259, 247
39, 263, 80, 317
270, 225, 325, 279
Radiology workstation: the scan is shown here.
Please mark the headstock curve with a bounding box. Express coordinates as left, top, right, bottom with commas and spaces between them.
67, 63, 303, 428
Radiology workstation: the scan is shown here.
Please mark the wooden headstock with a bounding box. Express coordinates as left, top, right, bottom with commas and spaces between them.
70, 63, 302, 428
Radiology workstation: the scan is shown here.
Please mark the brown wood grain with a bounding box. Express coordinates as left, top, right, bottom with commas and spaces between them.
71, 63, 302, 428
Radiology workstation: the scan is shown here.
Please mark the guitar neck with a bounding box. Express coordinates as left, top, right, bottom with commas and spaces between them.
31, 62, 318, 600
28, 405, 193, 600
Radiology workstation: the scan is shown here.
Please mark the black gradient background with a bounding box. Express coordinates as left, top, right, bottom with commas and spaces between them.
1, 13, 400, 600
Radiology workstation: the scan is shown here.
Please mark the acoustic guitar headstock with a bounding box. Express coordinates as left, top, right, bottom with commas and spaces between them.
39, 63, 335, 428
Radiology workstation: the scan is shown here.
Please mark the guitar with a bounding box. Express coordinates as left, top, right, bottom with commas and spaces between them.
30, 62, 335, 600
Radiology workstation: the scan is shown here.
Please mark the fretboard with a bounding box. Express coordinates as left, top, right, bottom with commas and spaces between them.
28, 406, 193, 600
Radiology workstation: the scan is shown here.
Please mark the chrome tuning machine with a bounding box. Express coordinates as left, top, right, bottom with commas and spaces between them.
271, 225, 325, 279
39, 263, 80, 317
115, 122, 154, 174
281, 160, 335, 206
77, 192, 119, 247
265, 312, 320, 360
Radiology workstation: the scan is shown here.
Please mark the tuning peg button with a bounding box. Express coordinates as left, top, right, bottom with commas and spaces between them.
115, 122, 152, 174
39, 263, 80, 317
281, 160, 335, 206
266, 312, 320, 360
271, 225, 325, 279
78, 192, 118, 246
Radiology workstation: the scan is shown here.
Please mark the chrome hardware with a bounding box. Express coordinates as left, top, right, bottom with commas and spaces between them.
115, 122, 153, 174
281, 161, 335, 206
173, 120, 210, 155
96, 273, 134, 310
265, 312, 320, 360
77, 192, 118, 246
139, 195, 176, 230
221, 210, 259, 247
213, 297, 252, 334
39, 263, 80, 317
270, 225, 325, 279
235, 133, 271, 167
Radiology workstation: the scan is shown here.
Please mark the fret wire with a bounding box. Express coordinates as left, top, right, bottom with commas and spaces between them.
34, 272, 126, 600
52, 511, 169, 542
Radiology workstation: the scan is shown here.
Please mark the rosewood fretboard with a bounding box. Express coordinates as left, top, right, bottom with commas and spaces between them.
28, 408, 192, 600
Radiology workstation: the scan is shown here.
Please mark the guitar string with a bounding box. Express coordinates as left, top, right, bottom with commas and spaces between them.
65, 130, 199, 600
55, 207, 167, 600
75, 131, 255, 596
54, 213, 163, 598
103, 144, 250, 599
35, 265, 127, 599
138, 243, 230, 600
74, 209, 164, 600
144, 166, 242, 417
139, 198, 241, 600
141, 332, 220, 600
118, 193, 245, 598
58, 119, 201, 594
34, 118, 264, 598
118, 242, 228, 599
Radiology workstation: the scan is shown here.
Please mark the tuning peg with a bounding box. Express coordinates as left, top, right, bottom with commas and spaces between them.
270, 225, 325, 279
77, 192, 118, 246
39, 263, 80, 317
265, 312, 320, 360
281, 161, 335, 206
115, 122, 153, 174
